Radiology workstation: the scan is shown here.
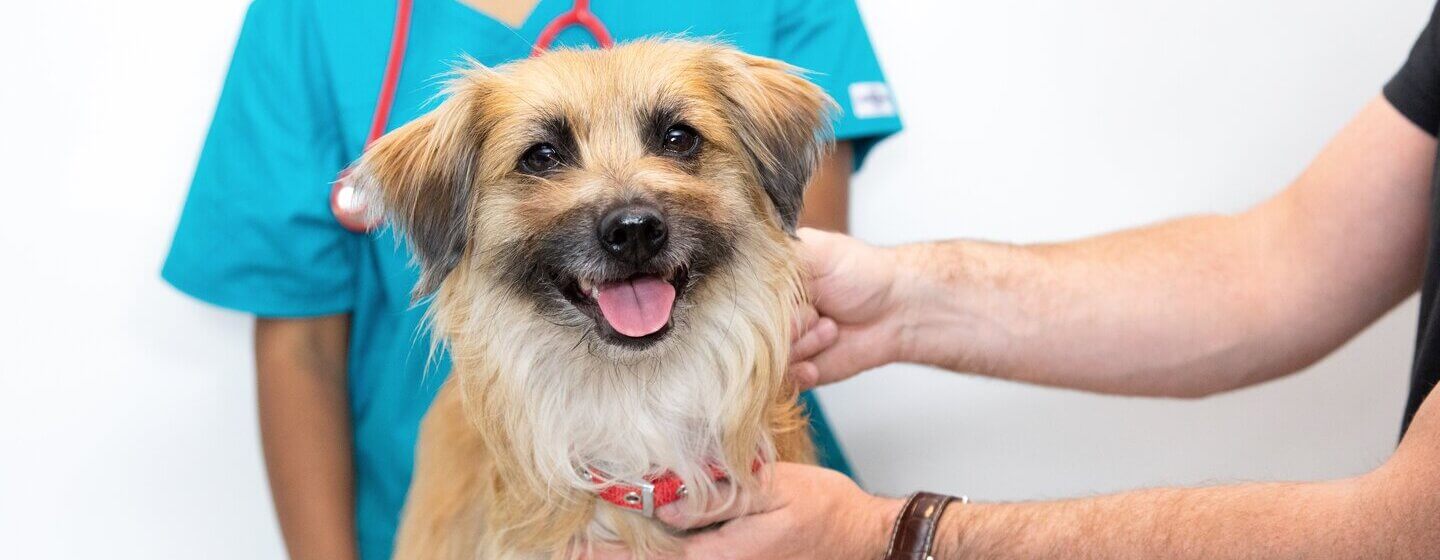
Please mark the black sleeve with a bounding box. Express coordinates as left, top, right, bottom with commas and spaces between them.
1386, 2, 1440, 136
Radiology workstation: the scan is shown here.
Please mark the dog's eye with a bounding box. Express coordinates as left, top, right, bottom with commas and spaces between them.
661, 125, 701, 157
520, 143, 562, 174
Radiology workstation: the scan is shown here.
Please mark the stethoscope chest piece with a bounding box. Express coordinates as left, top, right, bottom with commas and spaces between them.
330, 171, 380, 234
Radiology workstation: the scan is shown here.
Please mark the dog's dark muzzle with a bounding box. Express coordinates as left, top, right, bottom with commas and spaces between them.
501, 198, 734, 349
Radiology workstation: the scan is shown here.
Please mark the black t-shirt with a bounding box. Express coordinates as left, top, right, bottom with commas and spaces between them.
1385, 2, 1440, 433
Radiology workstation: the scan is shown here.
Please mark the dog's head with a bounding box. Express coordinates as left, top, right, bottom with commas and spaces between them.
352, 40, 833, 354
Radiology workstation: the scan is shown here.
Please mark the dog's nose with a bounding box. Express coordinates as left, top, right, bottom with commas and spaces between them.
598, 204, 668, 264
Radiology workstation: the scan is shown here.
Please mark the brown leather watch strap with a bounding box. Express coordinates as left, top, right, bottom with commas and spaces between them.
883, 492, 958, 560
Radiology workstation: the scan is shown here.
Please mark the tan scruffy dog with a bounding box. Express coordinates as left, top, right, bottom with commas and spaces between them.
349, 39, 833, 559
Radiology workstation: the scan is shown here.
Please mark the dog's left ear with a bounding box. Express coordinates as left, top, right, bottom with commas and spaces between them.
350, 86, 484, 299
712, 50, 836, 232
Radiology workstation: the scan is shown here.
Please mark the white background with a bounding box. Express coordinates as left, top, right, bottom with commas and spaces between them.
1, 0, 1434, 557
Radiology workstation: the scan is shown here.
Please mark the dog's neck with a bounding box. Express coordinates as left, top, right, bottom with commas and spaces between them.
454, 293, 774, 491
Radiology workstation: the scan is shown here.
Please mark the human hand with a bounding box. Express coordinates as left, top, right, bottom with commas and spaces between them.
789, 228, 911, 389
585, 463, 901, 560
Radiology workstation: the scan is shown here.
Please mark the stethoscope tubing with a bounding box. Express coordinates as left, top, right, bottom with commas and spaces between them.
332, 0, 613, 233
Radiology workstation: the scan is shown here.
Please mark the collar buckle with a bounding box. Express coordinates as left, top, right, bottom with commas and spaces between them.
578, 464, 660, 518
624, 479, 657, 518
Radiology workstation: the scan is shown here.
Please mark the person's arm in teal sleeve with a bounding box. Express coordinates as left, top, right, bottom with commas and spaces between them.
799, 142, 853, 232
257, 316, 358, 560
775, 0, 902, 172
162, 1, 358, 557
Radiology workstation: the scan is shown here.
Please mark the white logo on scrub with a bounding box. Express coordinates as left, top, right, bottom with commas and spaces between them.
849, 82, 896, 119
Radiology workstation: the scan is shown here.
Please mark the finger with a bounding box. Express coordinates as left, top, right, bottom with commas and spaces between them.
807, 348, 856, 386
791, 304, 820, 343
787, 361, 819, 391
655, 480, 779, 530
654, 481, 746, 530
795, 227, 840, 280
804, 326, 874, 386
790, 317, 837, 364
675, 518, 769, 560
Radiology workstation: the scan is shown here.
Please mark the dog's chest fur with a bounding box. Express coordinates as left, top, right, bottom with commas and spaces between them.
393, 246, 813, 559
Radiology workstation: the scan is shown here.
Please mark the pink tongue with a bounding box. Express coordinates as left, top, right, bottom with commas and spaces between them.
594, 276, 677, 337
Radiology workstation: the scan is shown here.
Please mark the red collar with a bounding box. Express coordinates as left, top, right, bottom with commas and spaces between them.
581, 460, 761, 517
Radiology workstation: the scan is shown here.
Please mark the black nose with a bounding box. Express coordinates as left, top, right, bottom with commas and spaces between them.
598, 204, 668, 264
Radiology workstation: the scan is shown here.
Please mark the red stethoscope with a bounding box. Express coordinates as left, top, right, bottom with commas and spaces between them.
331, 0, 614, 233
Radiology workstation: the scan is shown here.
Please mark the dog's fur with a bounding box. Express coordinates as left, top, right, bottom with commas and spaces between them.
349, 39, 834, 559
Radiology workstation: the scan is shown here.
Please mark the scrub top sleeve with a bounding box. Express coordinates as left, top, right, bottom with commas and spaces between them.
774, 0, 902, 169
162, 0, 356, 317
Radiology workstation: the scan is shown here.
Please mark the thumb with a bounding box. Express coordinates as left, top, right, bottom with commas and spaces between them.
796, 227, 843, 281
654, 480, 778, 530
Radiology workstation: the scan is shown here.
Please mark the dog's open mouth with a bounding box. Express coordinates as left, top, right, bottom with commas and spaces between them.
559, 266, 690, 347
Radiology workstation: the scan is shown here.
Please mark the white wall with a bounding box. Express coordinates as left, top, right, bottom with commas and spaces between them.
0, 1, 1432, 558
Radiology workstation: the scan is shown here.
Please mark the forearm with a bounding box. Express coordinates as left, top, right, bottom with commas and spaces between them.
255, 316, 358, 560
892, 214, 1291, 396
798, 142, 853, 233
927, 393, 1440, 559
894, 98, 1430, 396
931, 478, 1379, 559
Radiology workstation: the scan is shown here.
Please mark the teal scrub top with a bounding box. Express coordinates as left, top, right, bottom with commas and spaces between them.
163, 1, 902, 558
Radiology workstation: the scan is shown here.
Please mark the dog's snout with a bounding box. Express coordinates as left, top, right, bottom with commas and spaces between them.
598, 204, 668, 264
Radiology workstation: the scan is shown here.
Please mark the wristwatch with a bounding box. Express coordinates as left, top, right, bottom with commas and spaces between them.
882, 491, 966, 560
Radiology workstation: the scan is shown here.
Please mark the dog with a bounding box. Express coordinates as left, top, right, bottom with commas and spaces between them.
349, 38, 834, 559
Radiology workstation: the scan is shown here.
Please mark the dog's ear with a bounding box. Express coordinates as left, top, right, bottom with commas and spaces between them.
712, 50, 836, 232
351, 86, 484, 299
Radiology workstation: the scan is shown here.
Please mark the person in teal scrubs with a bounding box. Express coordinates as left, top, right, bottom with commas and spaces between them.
163, 1, 902, 558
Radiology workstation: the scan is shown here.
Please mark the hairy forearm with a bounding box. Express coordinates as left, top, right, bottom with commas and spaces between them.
933, 478, 1381, 559
928, 395, 1440, 559
892, 98, 1430, 396
893, 213, 1309, 396
255, 316, 358, 560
